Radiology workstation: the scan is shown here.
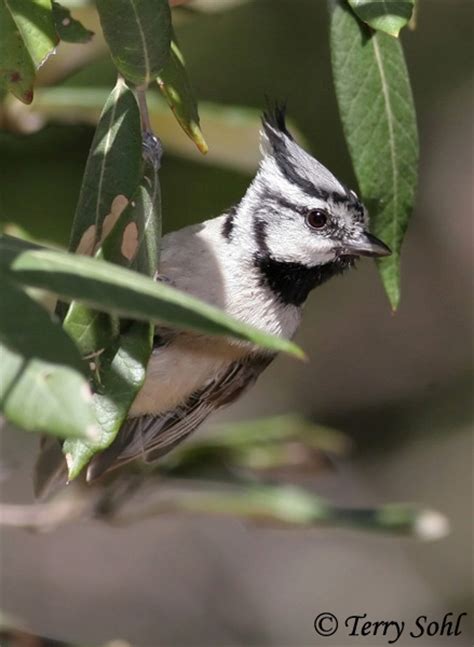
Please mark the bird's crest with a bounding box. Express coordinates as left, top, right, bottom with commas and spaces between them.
262, 100, 293, 141
259, 100, 349, 203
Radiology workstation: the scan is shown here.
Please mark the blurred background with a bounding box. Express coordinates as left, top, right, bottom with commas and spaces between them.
0, 0, 472, 645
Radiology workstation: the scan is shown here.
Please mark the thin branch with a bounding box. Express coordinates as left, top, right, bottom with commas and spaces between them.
136, 86, 153, 134
0, 479, 450, 542
0, 491, 93, 530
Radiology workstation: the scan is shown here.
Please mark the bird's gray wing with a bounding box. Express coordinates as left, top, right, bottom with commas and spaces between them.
86, 353, 275, 481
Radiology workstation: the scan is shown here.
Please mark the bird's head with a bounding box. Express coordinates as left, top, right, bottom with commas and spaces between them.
234, 105, 390, 305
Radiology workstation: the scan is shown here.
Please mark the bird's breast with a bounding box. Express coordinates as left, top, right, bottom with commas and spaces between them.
129, 218, 302, 417
128, 334, 250, 417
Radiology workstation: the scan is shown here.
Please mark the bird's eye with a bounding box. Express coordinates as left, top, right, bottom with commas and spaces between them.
306, 209, 328, 230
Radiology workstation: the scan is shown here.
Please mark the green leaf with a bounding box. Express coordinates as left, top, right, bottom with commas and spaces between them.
0, 236, 305, 357
68, 77, 143, 253
62, 308, 115, 358
183, 487, 448, 537
52, 1, 94, 43
174, 483, 330, 525
330, 0, 418, 309
96, 0, 171, 85
63, 321, 153, 479
0, 0, 59, 103
347, 0, 415, 37
157, 29, 208, 154
102, 145, 162, 277
1, 0, 59, 104
64, 77, 145, 356
62, 151, 162, 355
161, 415, 350, 477
63, 146, 163, 479
0, 280, 97, 440
62, 78, 146, 446
206, 415, 349, 452
5, 0, 58, 65
0, 1, 35, 103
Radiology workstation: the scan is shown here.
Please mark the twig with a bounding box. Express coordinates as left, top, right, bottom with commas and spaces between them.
0, 479, 450, 542
0, 490, 93, 530
136, 86, 153, 134
135, 86, 163, 169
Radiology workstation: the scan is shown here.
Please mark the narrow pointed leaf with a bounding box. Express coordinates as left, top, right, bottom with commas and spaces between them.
347, 0, 415, 38
52, 1, 94, 43
105, 140, 162, 277
0, 280, 97, 440
63, 321, 153, 479
157, 30, 208, 153
68, 77, 142, 253
63, 150, 162, 356
132, 484, 448, 538
96, 0, 171, 85
330, 0, 418, 309
160, 415, 350, 478
0, 236, 305, 359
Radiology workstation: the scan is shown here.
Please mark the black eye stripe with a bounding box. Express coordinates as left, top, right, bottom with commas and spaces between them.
259, 188, 318, 216
271, 193, 305, 214
258, 184, 364, 228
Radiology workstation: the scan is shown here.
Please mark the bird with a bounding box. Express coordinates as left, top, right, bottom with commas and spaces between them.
35, 104, 390, 495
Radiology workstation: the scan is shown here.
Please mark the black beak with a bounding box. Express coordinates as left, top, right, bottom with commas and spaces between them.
343, 232, 392, 258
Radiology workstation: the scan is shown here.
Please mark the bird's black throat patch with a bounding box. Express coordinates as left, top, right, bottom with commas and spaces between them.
255, 254, 354, 307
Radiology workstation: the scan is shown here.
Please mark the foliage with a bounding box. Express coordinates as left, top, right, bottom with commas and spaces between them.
0, 0, 421, 532
96, 0, 171, 85
347, 0, 415, 37
1, 278, 97, 441
51, 1, 94, 44
330, 0, 418, 308
0, 0, 58, 103
157, 27, 208, 153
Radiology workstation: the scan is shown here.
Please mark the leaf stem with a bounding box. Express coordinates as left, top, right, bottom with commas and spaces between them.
136, 86, 153, 134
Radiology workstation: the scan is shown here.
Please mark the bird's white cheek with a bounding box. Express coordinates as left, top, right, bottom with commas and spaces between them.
309, 243, 337, 264
269, 229, 335, 266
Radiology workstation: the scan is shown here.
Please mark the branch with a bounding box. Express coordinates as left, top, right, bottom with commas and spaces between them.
0, 490, 93, 530
0, 479, 449, 542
